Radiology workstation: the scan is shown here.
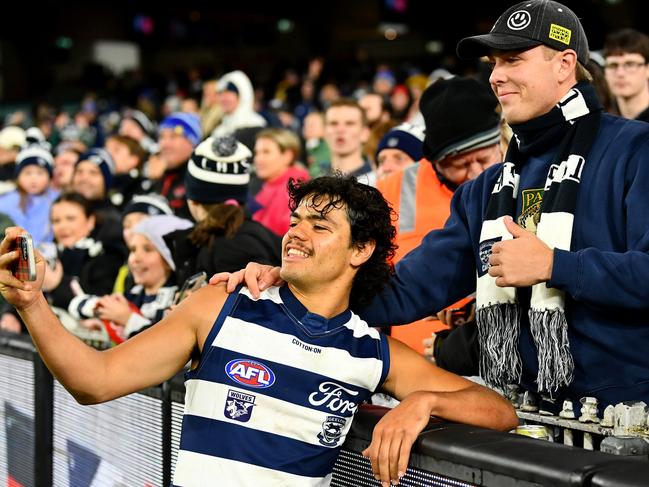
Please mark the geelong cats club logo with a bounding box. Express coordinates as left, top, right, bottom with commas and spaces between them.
317, 416, 347, 447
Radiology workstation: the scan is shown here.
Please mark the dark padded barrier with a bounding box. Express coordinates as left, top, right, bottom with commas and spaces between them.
2, 333, 649, 486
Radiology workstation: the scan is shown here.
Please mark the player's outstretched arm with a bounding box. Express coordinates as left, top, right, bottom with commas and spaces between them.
0, 227, 226, 404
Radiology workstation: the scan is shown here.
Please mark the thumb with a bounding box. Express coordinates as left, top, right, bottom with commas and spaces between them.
504, 216, 527, 238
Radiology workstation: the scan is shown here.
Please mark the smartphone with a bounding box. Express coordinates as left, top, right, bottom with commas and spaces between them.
173, 271, 207, 305
449, 297, 476, 327
12, 234, 37, 281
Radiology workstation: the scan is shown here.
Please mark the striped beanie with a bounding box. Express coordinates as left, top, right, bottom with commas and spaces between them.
185, 135, 252, 205
77, 148, 116, 191
14, 145, 54, 178
122, 193, 173, 217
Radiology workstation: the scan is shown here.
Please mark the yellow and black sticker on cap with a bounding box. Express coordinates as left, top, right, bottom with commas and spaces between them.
549, 24, 571, 45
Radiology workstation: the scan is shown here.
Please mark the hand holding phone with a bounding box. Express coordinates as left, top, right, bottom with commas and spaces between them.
449, 298, 476, 327
11, 234, 37, 282
173, 271, 207, 305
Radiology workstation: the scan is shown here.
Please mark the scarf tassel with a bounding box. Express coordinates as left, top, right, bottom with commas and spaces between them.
476, 303, 522, 388
529, 308, 574, 394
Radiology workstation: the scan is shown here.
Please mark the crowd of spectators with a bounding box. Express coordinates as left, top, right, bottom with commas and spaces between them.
1, 25, 647, 359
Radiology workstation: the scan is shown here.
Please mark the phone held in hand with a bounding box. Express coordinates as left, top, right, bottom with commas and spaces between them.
12, 234, 37, 281
449, 297, 476, 327
173, 271, 207, 305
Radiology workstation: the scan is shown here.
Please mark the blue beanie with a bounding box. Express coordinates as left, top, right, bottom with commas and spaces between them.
159, 112, 202, 147
14, 145, 54, 178
376, 122, 425, 163
77, 148, 116, 191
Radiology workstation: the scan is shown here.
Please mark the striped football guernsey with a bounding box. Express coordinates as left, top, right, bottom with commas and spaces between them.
173, 285, 390, 486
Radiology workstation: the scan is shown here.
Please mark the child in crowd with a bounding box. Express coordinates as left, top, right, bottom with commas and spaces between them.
113, 193, 174, 294
0, 145, 60, 244
69, 214, 192, 341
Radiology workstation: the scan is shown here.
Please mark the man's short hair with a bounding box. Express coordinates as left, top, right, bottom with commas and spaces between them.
287, 174, 396, 308
541, 46, 593, 83
604, 28, 649, 61
325, 99, 369, 127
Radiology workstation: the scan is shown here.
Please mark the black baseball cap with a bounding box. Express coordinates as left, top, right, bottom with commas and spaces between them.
457, 0, 589, 65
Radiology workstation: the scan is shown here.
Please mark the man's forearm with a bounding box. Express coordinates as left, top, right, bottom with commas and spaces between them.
426, 384, 517, 431
17, 293, 107, 404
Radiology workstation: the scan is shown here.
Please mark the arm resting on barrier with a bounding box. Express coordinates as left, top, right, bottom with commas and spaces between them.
362, 336, 518, 485
0, 226, 226, 405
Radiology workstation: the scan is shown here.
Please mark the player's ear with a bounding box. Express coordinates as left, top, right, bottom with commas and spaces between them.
351, 240, 375, 267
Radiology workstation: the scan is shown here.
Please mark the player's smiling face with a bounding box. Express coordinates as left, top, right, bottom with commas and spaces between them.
280, 195, 355, 290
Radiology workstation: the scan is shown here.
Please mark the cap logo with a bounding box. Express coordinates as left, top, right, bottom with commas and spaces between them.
507, 10, 531, 31
548, 24, 571, 46
387, 137, 399, 147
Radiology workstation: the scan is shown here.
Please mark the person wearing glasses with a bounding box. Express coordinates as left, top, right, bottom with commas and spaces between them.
603, 28, 649, 122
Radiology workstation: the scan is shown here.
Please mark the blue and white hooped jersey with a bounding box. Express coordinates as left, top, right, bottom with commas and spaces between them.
172, 285, 390, 486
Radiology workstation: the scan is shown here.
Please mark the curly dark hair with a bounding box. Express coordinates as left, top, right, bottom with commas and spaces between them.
287, 173, 397, 309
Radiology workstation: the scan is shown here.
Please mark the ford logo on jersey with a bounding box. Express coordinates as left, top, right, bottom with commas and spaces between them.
225, 359, 276, 388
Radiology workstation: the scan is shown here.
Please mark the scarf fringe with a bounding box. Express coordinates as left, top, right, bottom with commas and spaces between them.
529, 308, 574, 394
476, 303, 522, 388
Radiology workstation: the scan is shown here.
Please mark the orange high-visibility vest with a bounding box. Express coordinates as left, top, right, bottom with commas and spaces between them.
377, 159, 472, 353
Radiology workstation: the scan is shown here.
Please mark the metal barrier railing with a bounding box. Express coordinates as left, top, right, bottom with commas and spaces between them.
2, 332, 649, 487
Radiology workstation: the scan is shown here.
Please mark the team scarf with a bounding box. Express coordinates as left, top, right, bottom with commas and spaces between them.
476, 82, 602, 394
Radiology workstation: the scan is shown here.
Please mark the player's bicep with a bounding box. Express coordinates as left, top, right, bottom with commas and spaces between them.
99, 285, 226, 400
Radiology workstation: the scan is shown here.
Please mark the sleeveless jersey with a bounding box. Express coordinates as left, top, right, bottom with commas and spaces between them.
172, 285, 390, 486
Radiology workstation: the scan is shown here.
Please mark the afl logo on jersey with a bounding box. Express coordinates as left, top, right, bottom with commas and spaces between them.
225, 359, 276, 388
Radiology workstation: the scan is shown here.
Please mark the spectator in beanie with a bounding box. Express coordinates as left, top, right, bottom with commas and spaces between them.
72, 148, 125, 254
0, 145, 60, 244
119, 108, 158, 155
375, 122, 425, 180
377, 76, 502, 354
152, 112, 202, 220
250, 128, 310, 236
165, 135, 281, 286
105, 134, 148, 210
113, 193, 175, 295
